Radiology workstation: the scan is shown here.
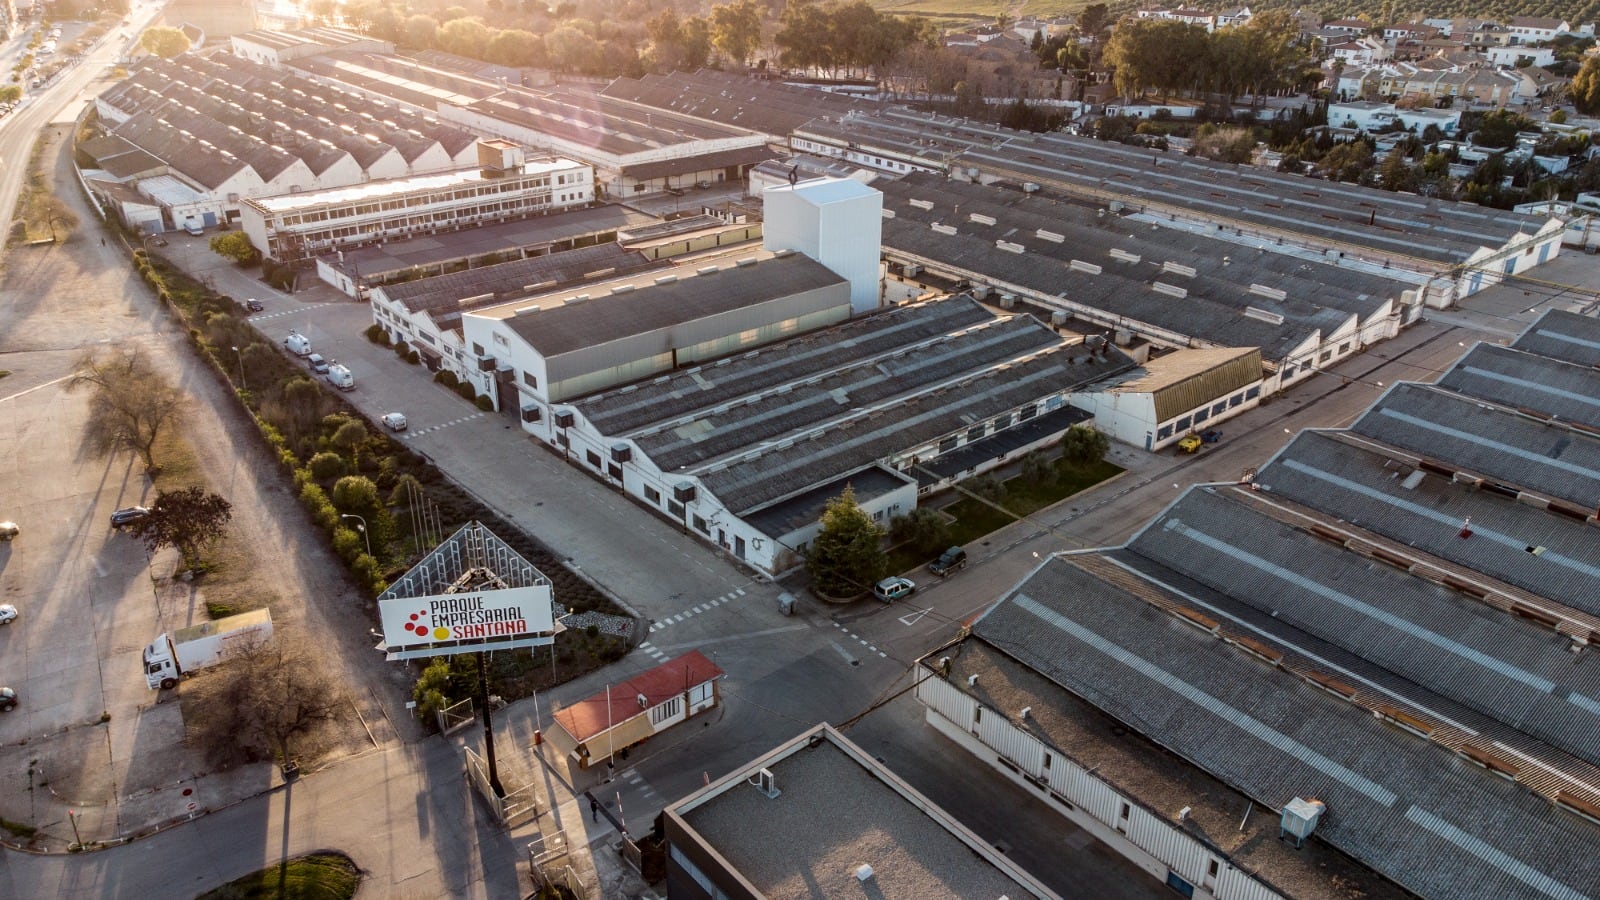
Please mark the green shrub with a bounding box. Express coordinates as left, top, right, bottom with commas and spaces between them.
331, 475, 381, 516
332, 527, 364, 563
394, 341, 410, 358
352, 553, 381, 589
309, 451, 347, 480
433, 370, 460, 388
405, 350, 421, 365
474, 394, 493, 411
363, 324, 391, 346
455, 382, 475, 400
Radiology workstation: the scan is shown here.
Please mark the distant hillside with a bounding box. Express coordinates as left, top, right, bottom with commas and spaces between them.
868, 0, 1598, 32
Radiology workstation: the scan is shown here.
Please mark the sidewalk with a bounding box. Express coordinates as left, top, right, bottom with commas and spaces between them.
0, 740, 531, 899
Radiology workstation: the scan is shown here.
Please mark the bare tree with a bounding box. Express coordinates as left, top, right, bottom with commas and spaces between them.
188, 633, 346, 768
68, 347, 184, 471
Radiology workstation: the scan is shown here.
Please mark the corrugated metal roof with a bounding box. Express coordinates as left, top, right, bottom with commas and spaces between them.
1438, 344, 1600, 429
971, 557, 1600, 900
1100, 347, 1262, 422
1512, 308, 1600, 368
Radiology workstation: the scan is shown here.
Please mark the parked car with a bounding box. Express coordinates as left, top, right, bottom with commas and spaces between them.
0, 687, 15, 712
0, 521, 18, 541
0, 604, 16, 625
381, 412, 408, 432
873, 577, 916, 603
929, 546, 968, 577
307, 353, 329, 375
109, 506, 150, 529
245, 298, 263, 312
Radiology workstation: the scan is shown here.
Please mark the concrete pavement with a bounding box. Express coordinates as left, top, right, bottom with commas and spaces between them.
0, 741, 531, 899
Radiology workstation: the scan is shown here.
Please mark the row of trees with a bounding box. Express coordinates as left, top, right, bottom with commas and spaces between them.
1103, 10, 1317, 102
773, 0, 938, 79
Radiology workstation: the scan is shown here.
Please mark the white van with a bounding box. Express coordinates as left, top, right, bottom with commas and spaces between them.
326, 362, 354, 391
184, 220, 204, 236
284, 332, 312, 357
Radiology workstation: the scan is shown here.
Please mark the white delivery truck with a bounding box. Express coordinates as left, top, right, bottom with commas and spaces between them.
326, 362, 354, 391
143, 609, 273, 690
284, 331, 312, 357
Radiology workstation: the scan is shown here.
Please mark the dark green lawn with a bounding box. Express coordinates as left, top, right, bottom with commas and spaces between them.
887, 458, 1123, 574
197, 853, 360, 900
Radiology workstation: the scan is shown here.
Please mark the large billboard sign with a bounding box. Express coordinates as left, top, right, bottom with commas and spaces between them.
379, 585, 557, 660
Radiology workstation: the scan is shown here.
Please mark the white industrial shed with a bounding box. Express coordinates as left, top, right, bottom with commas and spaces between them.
550, 297, 1132, 575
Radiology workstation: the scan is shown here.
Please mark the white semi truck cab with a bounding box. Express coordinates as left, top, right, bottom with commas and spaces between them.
144, 609, 274, 690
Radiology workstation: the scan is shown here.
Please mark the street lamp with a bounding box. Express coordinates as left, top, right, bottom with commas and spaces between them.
230, 345, 246, 391
340, 514, 371, 557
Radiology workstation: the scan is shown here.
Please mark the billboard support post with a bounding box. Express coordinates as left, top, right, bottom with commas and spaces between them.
478, 650, 504, 798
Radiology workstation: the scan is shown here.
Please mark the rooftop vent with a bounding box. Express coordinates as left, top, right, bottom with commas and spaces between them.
909, 199, 934, 210
654, 275, 678, 285
1036, 229, 1065, 243
855, 864, 874, 882
1161, 261, 1196, 278
736, 258, 758, 268
1069, 259, 1102, 275
881, 209, 896, 219
565, 295, 589, 306
1151, 282, 1188, 299
697, 265, 721, 276
1250, 283, 1287, 301
969, 213, 996, 226
1110, 248, 1141, 264
753, 767, 781, 799
996, 241, 1025, 254
1279, 798, 1326, 849
1244, 306, 1285, 325
610, 285, 635, 294
932, 223, 957, 236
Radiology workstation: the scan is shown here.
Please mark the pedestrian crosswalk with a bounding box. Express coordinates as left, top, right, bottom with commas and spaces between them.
647, 587, 748, 634
399, 413, 484, 438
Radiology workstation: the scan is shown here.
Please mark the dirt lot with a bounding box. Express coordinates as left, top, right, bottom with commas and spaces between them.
0, 127, 418, 847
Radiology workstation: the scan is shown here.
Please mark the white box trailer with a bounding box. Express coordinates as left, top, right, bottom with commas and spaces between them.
143, 608, 273, 690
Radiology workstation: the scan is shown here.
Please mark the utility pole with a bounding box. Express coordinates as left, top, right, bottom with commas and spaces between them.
477, 651, 504, 797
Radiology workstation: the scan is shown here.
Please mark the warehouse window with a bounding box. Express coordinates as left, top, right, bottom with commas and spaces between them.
1195, 408, 1210, 424
585, 450, 602, 468
939, 436, 958, 453
967, 424, 986, 442
644, 486, 661, 504
693, 515, 708, 533
1176, 416, 1192, 431
523, 371, 538, 388
1230, 394, 1243, 407
1158, 424, 1173, 440
1212, 402, 1226, 416
1246, 386, 1261, 400
1019, 405, 1037, 421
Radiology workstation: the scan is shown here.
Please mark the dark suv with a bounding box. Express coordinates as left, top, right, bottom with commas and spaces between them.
110, 506, 150, 529
929, 546, 968, 577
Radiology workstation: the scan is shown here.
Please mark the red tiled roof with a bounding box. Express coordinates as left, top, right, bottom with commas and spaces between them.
552, 650, 723, 742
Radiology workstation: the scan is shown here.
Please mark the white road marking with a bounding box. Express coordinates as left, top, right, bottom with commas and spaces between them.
0, 372, 74, 404
829, 641, 857, 664
898, 608, 932, 626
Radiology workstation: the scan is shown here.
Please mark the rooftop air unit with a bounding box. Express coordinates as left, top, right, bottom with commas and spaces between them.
673, 482, 696, 503
1279, 797, 1326, 849
610, 444, 632, 463
553, 409, 575, 429
754, 767, 781, 799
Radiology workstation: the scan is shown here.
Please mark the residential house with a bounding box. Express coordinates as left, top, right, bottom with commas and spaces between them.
1507, 15, 1569, 45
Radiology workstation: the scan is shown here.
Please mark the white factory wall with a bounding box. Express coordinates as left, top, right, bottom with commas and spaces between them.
763, 178, 884, 314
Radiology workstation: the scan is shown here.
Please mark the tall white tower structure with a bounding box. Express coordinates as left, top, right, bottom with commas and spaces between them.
762, 177, 883, 315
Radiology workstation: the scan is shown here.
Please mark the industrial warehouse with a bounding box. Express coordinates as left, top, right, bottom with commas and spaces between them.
916, 308, 1600, 900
